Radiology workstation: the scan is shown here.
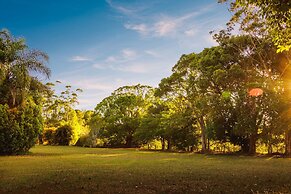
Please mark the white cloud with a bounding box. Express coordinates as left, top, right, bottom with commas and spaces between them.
184, 28, 197, 37
145, 50, 160, 57
123, 5, 215, 39
71, 56, 91, 62
121, 49, 137, 59
124, 14, 190, 37
124, 23, 148, 35
104, 48, 137, 64
106, 0, 137, 16
154, 19, 177, 36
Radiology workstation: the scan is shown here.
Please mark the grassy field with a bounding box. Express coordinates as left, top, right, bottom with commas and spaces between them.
0, 146, 290, 194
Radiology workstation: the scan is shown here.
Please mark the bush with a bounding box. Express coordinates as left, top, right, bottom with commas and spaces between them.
42, 128, 56, 145
75, 134, 97, 147
0, 104, 43, 155
54, 125, 73, 145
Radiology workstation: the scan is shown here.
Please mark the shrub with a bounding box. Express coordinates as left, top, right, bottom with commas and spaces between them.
42, 128, 56, 145
0, 104, 43, 155
75, 134, 97, 147
54, 125, 73, 145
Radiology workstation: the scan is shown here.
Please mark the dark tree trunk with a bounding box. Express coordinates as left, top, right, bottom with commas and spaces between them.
285, 130, 291, 157
248, 134, 257, 155
241, 138, 250, 153
125, 135, 132, 148
38, 134, 43, 145
167, 139, 171, 150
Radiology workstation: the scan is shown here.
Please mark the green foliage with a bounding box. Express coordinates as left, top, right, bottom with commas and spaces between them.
0, 30, 50, 155
155, 34, 290, 154
42, 128, 55, 145
75, 135, 94, 147
0, 103, 43, 155
91, 85, 153, 148
0, 30, 50, 108
54, 125, 73, 146
41, 81, 86, 145
219, 0, 291, 52
137, 97, 199, 151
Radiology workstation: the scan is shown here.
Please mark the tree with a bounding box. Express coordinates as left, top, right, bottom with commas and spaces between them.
91, 85, 153, 148
137, 98, 167, 150
54, 125, 73, 146
213, 2, 291, 154
219, 0, 291, 52
0, 30, 50, 108
157, 34, 289, 154
41, 81, 85, 145
156, 54, 207, 152
207, 34, 290, 154
0, 30, 50, 154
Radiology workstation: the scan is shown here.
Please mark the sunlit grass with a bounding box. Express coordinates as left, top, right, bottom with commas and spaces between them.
0, 145, 290, 193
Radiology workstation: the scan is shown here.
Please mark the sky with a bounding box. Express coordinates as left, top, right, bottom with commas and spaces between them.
0, 0, 232, 110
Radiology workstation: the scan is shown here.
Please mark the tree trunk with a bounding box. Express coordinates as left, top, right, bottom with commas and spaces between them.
38, 134, 43, 145
248, 134, 257, 155
267, 143, 273, 155
125, 135, 132, 148
285, 130, 291, 157
167, 139, 171, 151
198, 116, 207, 153
241, 138, 250, 153
161, 138, 165, 151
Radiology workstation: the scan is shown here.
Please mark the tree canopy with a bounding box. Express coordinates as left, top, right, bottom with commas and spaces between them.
219, 0, 291, 52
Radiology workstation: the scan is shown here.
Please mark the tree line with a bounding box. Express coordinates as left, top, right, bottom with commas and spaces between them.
87, 34, 291, 156
0, 0, 290, 156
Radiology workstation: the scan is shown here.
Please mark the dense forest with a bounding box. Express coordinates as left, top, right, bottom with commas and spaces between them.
1, 0, 291, 157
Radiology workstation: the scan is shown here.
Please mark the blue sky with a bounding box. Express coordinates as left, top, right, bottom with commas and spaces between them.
0, 0, 232, 110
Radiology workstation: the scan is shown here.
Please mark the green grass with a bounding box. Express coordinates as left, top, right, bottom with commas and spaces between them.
0, 146, 290, 194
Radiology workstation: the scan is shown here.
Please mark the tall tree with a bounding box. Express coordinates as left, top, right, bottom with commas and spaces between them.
41, 81, 84, 145
219, 0, 291, 52
0, 30, 50, 154
0, 30, 50, 108
91, 85, 153, 148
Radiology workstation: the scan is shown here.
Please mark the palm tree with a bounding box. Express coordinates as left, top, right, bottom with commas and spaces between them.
0, 30, 51, 108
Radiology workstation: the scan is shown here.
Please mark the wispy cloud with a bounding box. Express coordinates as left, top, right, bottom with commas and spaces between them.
184, 28, 197, 37
145, 50, 160, 58
106, 0, 138, 16
154, 19, 178, 37
88, 48, 169, 74
121, 49, 137, 59
124, 6, 213, 38
105, 48, 137, 63
71, 56, 92, 62
124, 23, 148, 35
124, 5, 218, 38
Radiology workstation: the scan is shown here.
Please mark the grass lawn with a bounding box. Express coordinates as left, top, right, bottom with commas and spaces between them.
0, 146, 290, 194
